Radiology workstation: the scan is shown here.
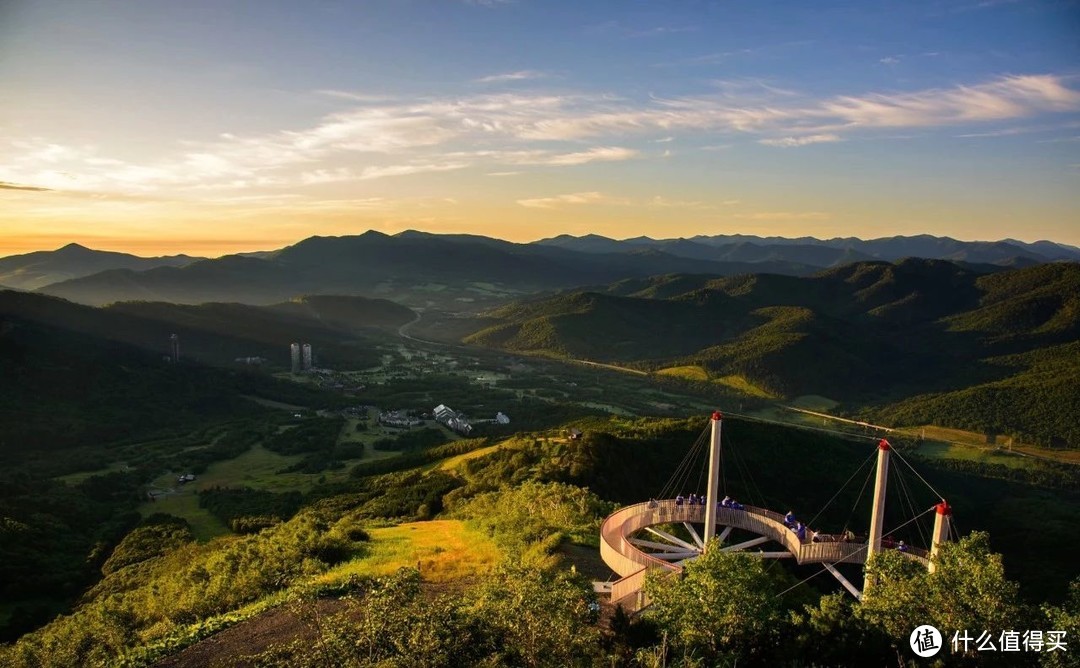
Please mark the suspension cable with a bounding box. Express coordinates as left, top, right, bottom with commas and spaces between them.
774, 565, 831, 598
893, 463, 930, 547
678, 431, 708, 495
658, 425, 708, 499
891, 447, 947, 502
806, 448, 879, 528
721, 409, 884, 443
843, 462, 877, 534
775, 506, 938, 599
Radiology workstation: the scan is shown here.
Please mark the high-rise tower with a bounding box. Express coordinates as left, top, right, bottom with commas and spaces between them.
290, 342, 301, 374
169, 334, 180, 363
301, 343, 313, 371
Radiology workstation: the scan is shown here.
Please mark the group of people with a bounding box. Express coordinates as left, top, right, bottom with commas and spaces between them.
783, 510, 809, 541
674, 493, 707, 506
720, 496, 745, 510
651, 499, 912, 551
883, 535, 909, 552
669, 494, 746, 510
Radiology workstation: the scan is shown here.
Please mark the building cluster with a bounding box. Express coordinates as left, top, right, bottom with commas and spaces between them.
166, 333, 180, 363
290, 342, 314, 373
379, 409, 424, 429
434, 404, 472, 435
234, 356, 266, 365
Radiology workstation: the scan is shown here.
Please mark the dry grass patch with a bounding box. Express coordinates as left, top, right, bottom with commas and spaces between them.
313, 520, 501, 587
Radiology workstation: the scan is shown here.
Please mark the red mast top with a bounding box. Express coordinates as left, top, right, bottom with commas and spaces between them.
712, 411, 723, 421
936, 501, 952, 516
878, 439, 891, 451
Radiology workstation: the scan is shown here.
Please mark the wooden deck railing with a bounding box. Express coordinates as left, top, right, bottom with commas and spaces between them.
600, 499, 932, 609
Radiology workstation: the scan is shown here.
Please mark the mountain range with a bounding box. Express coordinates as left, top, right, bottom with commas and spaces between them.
2, 231, 1076, 308
537, 232, 1080, 265
0, 243, 203, 291
453, 259, 1080, 448
32, 231, 816, 307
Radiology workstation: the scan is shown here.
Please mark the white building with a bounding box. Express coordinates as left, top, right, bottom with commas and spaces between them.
302, 343, 313, 371
496, 412, 510, 425
290, 343, 301, 374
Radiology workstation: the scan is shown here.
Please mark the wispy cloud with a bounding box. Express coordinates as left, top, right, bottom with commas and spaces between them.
540, 146, 639, 165
879, 56, 902, 65
647, 196, 710, 209
759, 133, 841, 147
475, 70, 548, 84
0, 181, 52, 192
358, 162, 469, 180
6, 74, 1078, 198
516, 192, 628, 209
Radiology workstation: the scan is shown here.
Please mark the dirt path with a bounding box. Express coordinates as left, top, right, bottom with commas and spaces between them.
152, 581, 479, 667
154, 599, 346, 668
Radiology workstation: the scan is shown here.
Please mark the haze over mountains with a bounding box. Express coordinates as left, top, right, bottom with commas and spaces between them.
3, 231, 1078, 308
0, 243, 203, 292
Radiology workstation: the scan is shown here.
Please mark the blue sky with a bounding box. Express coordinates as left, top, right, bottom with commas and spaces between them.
0, 0, 1078, 255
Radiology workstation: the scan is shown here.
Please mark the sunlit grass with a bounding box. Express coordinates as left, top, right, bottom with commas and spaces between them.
141, 492, 229, 541
908, 425, 1078, 467
439, 443, 502, 471
714, 374, 777, 399
312, 520, 501, 586
655, 365, 709, 381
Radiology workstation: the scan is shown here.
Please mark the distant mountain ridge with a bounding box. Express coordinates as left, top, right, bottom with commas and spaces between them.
10, 231, 1080, 308
0, 243, 204, 291
536, 233, 1080, 266
37, 231, 815, 307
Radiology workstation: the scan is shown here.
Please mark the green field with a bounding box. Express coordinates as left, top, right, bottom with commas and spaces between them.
137, 423, 404, 541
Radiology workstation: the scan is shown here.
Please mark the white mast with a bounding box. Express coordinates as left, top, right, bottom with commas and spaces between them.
703, 411, 723, 547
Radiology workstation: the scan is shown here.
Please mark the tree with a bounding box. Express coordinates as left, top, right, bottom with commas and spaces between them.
642, 542, 787, 664
790, 592, 891, 666
1040, 578, 1080, 668
860, 531, 1030, 663
468, 562, 600, 667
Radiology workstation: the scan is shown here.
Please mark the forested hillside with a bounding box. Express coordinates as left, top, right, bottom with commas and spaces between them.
0, 290, 413, 369
3, 410, 1077, 666
461, 261, 1080, 447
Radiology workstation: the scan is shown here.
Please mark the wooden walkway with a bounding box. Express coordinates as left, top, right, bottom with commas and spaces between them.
600, 499, 928, 610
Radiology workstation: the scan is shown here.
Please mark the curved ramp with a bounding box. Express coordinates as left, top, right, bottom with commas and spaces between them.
601, 499, 927, 610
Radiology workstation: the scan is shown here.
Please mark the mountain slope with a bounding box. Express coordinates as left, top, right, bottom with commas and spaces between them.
0, 290, 414, 370
455, 261, 1080, 446
0, 243, 202, 291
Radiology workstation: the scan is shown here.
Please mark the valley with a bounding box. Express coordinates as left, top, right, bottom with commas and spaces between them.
1, 241, 1078, 667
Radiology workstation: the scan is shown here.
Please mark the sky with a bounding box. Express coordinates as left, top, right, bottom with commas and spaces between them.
1, 0, 1078, 257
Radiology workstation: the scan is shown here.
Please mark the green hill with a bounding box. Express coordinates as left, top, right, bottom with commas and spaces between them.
0, 290, 413, 369
457, 261, 1080, 447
